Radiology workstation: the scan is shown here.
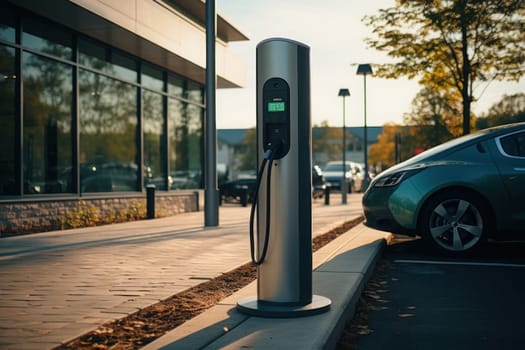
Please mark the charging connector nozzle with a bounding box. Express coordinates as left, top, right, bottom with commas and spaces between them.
264, 141, 283, 160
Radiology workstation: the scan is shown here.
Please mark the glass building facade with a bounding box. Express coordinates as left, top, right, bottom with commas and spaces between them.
0, 5, 205, 198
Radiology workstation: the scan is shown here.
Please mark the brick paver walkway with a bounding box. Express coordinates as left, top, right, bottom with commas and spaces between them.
0, 195, 363, 349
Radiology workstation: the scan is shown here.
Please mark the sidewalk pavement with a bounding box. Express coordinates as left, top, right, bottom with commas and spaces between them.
0, 194, 391, 350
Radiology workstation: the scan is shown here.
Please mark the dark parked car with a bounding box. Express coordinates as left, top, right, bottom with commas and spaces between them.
220, 177, 257, 205
220, 166, 328, 205
363, 122, 525, 254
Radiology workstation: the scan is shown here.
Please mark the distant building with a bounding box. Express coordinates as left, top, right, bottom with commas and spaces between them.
0, 0, 248, 234
218, 126, 383, 180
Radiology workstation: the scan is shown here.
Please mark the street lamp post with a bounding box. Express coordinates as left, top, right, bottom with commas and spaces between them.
338, 88, 350, 204
356, 64, 373, 192
204, 0, 218, 226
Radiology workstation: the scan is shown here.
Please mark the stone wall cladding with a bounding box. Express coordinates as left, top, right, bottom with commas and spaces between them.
0, 191, 200, 237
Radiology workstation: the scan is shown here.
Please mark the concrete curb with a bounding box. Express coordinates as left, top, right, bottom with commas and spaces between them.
143, 224, 392, 350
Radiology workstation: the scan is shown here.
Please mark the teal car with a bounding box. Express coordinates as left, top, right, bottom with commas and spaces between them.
363, 122, 525, 254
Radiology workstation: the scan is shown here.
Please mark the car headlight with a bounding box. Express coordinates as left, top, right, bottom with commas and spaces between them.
373, 168, 423, 188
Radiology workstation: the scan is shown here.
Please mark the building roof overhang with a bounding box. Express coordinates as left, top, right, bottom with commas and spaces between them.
9, 0, 248, 88
164, 0, 249, 42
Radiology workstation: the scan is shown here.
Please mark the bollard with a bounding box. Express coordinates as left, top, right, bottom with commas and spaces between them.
240, 186, 248, 207
194, 191, 200, 211
324, 185, 330, 205
146, 184, 155, 219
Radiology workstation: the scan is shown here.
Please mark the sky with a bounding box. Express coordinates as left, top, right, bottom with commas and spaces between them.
214, 0, 524, 129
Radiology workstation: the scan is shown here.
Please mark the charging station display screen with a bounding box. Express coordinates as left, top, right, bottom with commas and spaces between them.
267, 101, 285, 112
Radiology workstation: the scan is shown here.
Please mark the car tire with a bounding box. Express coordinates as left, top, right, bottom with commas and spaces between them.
419, 191, 489, 255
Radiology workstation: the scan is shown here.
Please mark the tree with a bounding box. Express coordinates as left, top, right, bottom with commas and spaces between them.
476, 92, 525, 128
403, 87, 462, 145
363, 0, 525, 135
368, 123, 399, 168
369, 123, 428, 168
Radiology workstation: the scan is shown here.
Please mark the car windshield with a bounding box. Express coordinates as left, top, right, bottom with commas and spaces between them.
400, 128, 495, 166
324, 163, 350, 172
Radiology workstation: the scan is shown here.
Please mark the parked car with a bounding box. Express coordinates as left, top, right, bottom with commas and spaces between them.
362, 122, 525, 254
219, 176, 257, 205
323, 161, 364, 193
220, 166, 329, 205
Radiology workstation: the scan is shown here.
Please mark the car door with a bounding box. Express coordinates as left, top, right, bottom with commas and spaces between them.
494, 130, 525, 228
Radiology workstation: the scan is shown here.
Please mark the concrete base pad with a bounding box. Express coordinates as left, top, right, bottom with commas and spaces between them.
236, 295, 331, 318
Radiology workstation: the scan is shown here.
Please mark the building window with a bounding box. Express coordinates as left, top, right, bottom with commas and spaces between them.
22, 52, 73, 194
186, 81, 203, 104
1, 6, 206, 198
143, 91, 166, 189
142, 64, 164, 92
79, 70, 138, 192
168, 75, 184, 98
168, 98, 203, 189
0, 44, 16, 195
0, 6, 16, 43
22, 17, 72, 61
79, 38, 137, 82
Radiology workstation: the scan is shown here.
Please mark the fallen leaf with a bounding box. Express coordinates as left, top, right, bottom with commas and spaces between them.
355, 326, 373, 335
95, 327, 113, 334
365, 292, 381, 300
369, 305, 388, 311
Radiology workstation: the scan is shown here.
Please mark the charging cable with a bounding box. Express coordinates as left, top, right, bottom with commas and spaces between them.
249, 142, 280, 265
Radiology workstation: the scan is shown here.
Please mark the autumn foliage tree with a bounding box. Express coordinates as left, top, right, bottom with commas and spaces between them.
364, 0, 525, 135
368, 124, 399, 168
368, 123, 424, 168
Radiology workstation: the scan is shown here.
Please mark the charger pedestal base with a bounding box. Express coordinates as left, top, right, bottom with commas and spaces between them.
237, 295, 331, 318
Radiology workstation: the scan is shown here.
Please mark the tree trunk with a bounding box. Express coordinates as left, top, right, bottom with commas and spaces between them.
460, 0, 471, 135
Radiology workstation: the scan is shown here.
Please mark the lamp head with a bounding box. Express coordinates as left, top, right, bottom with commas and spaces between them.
338, 88, 350, 97
356, 64, 373, 75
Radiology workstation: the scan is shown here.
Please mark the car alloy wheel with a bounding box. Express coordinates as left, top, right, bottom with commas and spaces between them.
420, 192, 488, 254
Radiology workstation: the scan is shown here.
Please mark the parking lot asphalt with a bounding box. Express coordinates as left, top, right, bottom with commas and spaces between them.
0, 194, 391, 350
354, 235, 525, 350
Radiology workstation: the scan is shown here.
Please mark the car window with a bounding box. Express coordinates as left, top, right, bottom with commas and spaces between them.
324, 163, 350, 171
498, 131, 525, 158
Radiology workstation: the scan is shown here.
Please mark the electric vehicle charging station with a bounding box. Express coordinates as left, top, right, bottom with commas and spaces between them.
237, 38, 331, 317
